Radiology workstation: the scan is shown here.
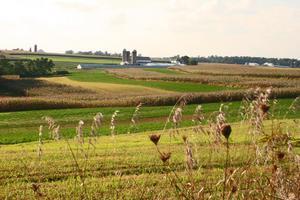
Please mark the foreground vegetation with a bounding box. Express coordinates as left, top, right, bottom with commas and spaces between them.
0, 90, 299, 199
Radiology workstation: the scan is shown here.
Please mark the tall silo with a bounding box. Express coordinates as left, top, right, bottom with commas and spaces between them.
131, 50, 137, 64
122, 49, 127, 63
126, 51, 131, 63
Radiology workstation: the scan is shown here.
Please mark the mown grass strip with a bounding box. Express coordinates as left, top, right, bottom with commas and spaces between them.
68, 70, 232, 92
0, 99, 298, 144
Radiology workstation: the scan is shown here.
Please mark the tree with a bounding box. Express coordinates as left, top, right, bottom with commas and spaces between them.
65, 50, 74, 54
0, 58, 55, 77
188, 58, 198, 65
13, 61, 26, 75
178, 56, 190, 65
0, 59, 12, 75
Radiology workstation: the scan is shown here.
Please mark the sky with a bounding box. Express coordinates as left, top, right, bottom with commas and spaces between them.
0, 0, 299, 58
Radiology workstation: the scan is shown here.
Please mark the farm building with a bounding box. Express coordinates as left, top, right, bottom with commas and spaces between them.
136, 56, 151, 65
121, 49, 151, 65
263, 62, 275, 67
245, 62, 260, 66
76, 64, 118, 69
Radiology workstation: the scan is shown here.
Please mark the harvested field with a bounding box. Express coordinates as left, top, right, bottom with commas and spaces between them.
172, 63, 300, 78
106, 65, 300, 88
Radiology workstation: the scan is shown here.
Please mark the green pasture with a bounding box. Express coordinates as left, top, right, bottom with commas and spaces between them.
17, 55, 121, 65
0, 99, 298, 144
0, 118, 299, 199
68, 70, 232, 92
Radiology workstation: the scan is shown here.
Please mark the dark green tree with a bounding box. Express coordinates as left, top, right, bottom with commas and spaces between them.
178, 56, 190, 65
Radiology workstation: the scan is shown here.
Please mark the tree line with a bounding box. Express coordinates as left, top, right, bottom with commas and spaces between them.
65, 50, 121, 57
0, 58, 54, 77
174, 55, 300, 67
196, 55, 300, 67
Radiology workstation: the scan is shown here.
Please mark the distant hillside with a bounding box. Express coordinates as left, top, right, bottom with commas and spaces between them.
4, 51, 122, 70
7, 51, 121, 60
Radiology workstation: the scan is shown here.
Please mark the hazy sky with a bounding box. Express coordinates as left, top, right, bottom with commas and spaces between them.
0, 0, 299, 58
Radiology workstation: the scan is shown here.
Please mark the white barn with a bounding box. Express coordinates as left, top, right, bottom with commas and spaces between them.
77, 64, 106, 69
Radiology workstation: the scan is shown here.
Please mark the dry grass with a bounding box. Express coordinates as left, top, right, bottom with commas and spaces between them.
106, 65, 300, 89
174, 63, 300, 77
1, 87, 299, 111
1, 64, 299, 111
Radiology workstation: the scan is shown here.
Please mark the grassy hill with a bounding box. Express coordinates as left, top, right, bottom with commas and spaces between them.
6, 52, 122, 70
0, 118, 299, 199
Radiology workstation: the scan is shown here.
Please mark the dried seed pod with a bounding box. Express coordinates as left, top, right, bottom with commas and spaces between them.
231, 185, 238, 193
149, 134, 161, 145
32, 183, 42, 197
160, 152, 171, 163
277, 151, 285, 160
221, 124, 232, 140
182, 135, 187, 143
260, 103, 270, 114
272, 164, 278, 173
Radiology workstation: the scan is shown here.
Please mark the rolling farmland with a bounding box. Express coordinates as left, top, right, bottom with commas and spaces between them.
0, 53, 300, 199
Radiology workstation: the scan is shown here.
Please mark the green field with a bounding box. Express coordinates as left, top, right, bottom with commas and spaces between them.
0, 99, 298, 144
0, 56, 299, 198
68, 70, 232, 92
0, 118, 299, 199
18, 55, 120, 65
9, 53, 121, 70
